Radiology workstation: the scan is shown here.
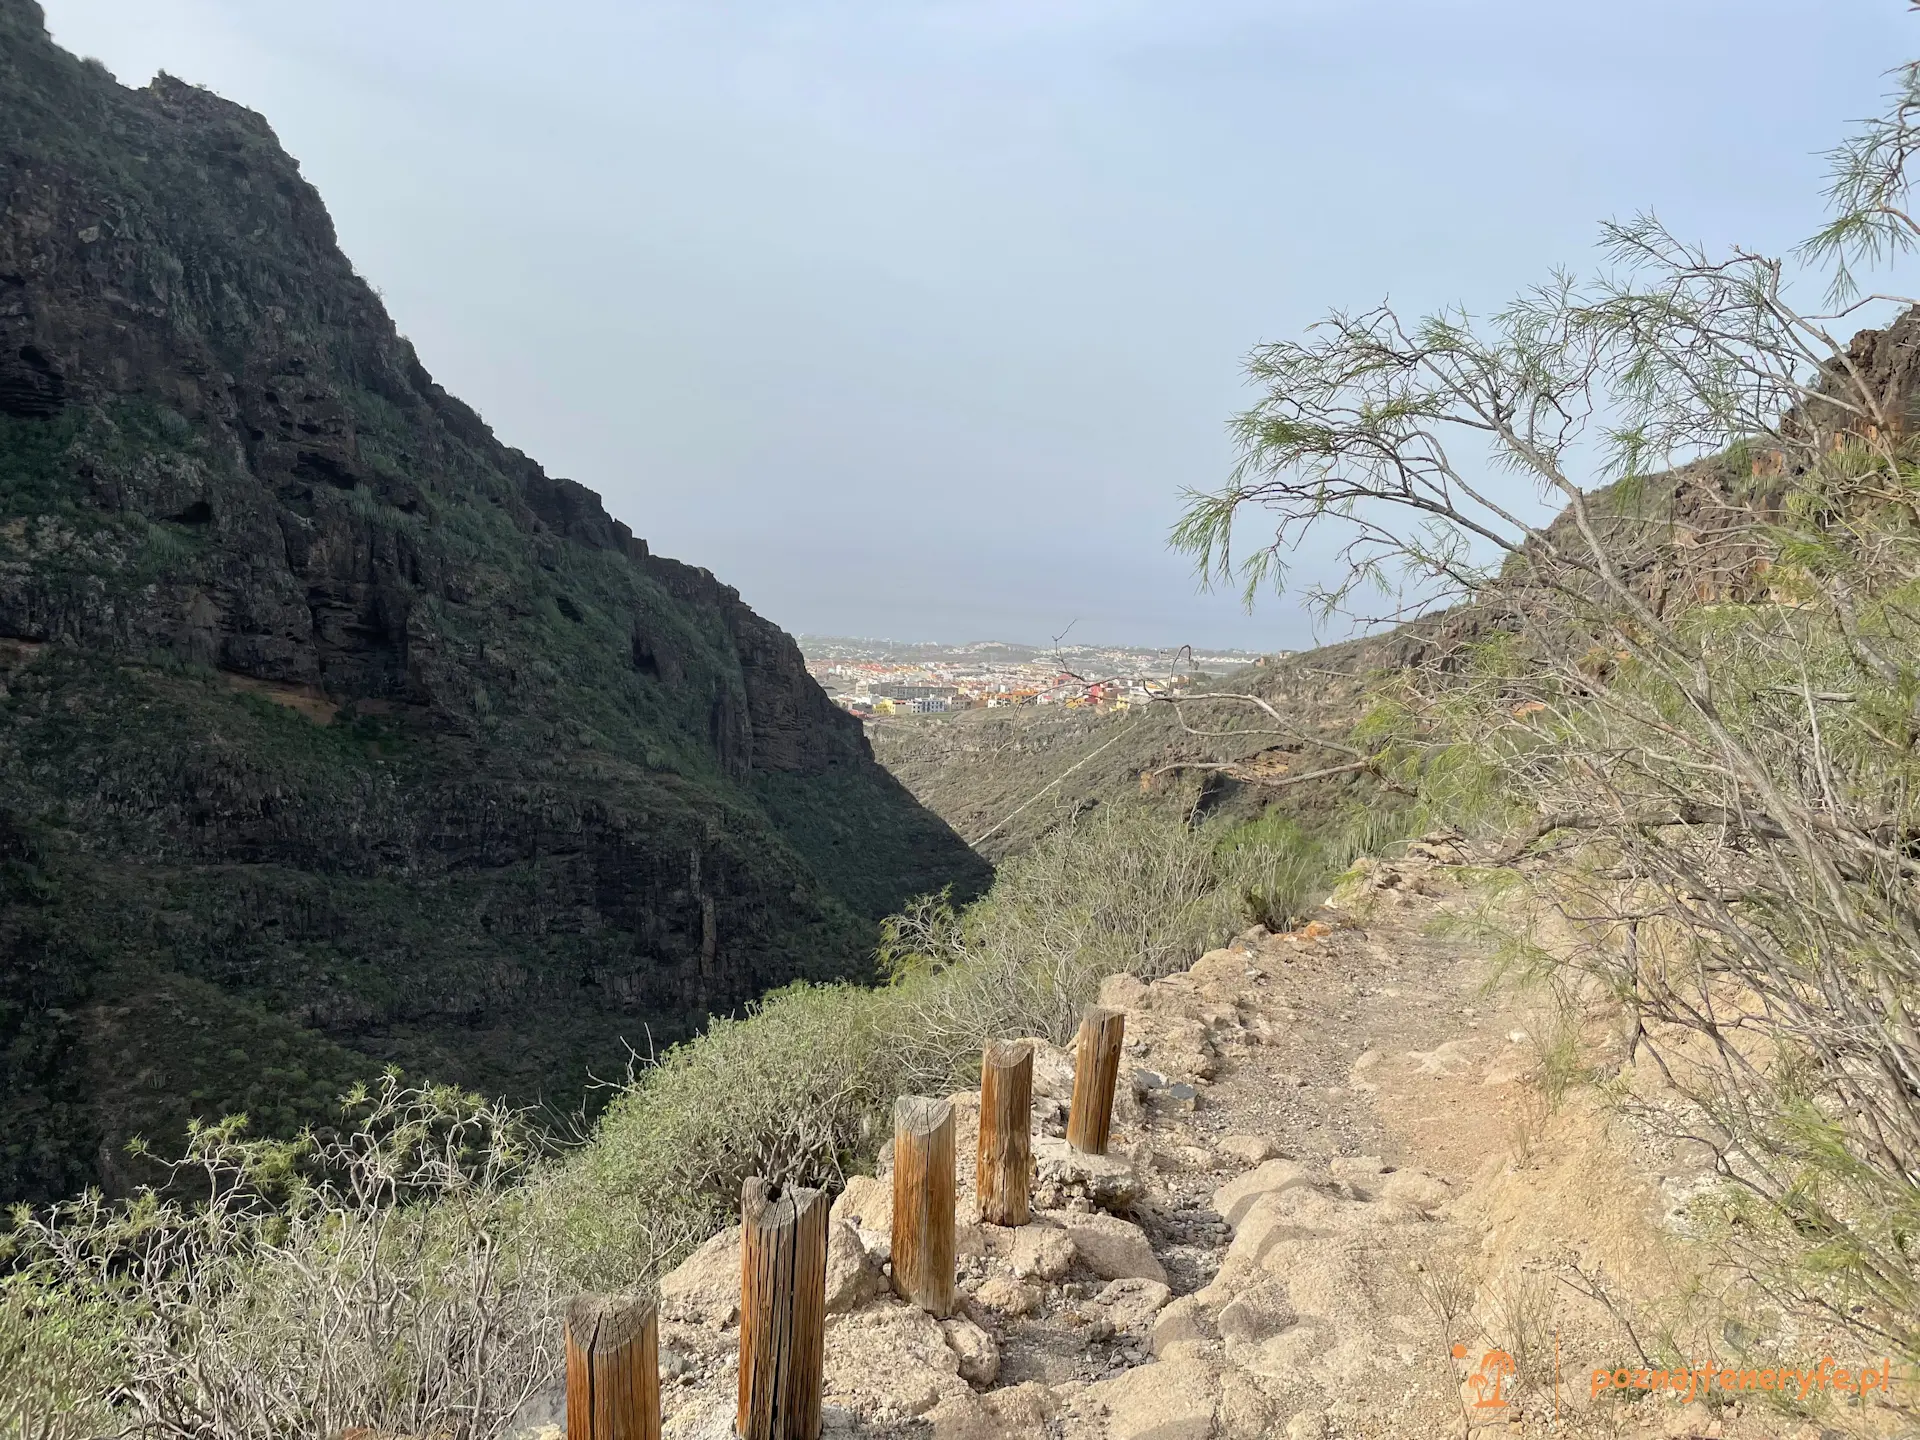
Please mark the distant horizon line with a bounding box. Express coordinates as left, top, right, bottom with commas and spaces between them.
798, 632, 1275, 656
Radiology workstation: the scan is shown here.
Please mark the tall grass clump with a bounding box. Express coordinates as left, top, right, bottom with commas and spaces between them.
885, 801, 1256, 1058
1218, 800, 1414, 932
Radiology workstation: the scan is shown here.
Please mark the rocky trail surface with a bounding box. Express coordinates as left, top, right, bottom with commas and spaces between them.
608, 851, 1890, 1440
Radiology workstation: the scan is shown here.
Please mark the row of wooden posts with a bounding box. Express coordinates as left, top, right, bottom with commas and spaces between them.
564, 1005, 1128, 1440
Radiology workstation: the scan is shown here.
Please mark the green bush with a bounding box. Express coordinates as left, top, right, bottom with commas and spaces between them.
7, 797, 1380, 1432
551, 800, 1273, 1287
1217, 801, 1412, 932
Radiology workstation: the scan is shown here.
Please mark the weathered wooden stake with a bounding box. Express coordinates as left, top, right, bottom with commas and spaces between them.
976, 1041, 1032, 1227
737, 1178, 828, 1440
890, 1094, 956, 1317
1067, 1005, 1126, 1156
565, 1293, 661, 1440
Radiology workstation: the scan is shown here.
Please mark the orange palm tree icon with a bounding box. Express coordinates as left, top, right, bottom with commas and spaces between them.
1452, 1344, 1515, 1408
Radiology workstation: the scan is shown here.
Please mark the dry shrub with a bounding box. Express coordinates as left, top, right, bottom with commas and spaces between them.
3, 1079, 560, 1440
1172, 51, 1920, 1396
884, 802, 1255, 1076
1423, 579, 1920, 1374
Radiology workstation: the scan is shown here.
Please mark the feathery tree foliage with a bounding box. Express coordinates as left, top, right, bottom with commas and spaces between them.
1177, 55, 1920, 1375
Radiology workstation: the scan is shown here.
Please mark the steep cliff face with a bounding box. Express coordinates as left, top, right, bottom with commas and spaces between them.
0, 1, 988, 1201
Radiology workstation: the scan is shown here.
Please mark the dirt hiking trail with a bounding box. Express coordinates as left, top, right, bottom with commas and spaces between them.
606, 847, 1901, 1440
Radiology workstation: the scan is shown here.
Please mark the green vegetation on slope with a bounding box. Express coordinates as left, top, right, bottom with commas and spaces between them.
1, 801, 1380, 1439
0, 2, 986, 1203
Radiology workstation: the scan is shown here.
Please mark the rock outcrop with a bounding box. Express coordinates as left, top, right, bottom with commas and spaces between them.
0, 0, 988, 1201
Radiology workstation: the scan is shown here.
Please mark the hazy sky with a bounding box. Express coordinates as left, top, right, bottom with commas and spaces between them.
38, 1, 1913, 649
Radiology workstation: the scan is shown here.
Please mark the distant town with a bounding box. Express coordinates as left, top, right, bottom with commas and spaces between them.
799, 635, 1280, 717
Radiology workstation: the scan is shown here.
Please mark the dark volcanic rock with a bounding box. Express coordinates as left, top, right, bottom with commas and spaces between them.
0, 1, 988, 1201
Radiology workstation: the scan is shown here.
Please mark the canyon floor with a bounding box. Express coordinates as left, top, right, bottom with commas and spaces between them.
560, 849, 1900, 1440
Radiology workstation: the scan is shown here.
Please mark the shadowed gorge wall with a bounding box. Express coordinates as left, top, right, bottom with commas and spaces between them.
0, 0, 989, 1202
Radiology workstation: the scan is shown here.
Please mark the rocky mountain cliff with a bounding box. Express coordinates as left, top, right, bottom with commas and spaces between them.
0, 0, 988, 1202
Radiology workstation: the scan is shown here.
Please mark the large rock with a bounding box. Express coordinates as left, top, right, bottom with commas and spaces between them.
824, 1220, 883, 1314
1137, 1015, 1219, 1083
1237, 1319, 1333, 1379
923, 1394, 998, 1440
1014, 1037, 1078, 1104
1041, 1210, 1166, 1284
658, 1227, 741, 1328
924, 1382, 1054, 1440
1213, 1159, 1316, 1228
1008, 1220, 1076, 1281
1327, 1155, 1386, 1187
1078, 1356, 1217, 1440
1380, 1169, 1452, 1212
1204, 1182, 1392, 1314
972, 1274, 1043, 1317
1089, 1277, 1171, 1334
1215, 1134, 1281, 1166
1255, 1234, 1377, 1330
1215, 1279, 1299, 1345
1216, 1195, 1299, 1276
1152, 1294, 1212, 1355
831, 1174, 892, 1236
1097, 972, 1149, 1011
939, 1315, 1000, 1387
1031, 1135, 1141, 1213
831, 1173, 894, 1268
1216, 1369, 1280, 1440
1185, 947, 1258, 998
822, 1299, 970, 1418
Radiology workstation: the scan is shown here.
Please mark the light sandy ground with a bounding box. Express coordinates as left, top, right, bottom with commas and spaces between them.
605, 851, 1907, 1440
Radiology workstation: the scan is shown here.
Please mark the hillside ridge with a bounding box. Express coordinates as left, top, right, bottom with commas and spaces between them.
869, 305, 1920, 863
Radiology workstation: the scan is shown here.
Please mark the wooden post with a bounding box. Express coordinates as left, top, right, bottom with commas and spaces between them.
976, 1041, 1032, 1227
890, 1095, 955, 1317
1067, 1005, 1125, 1156
565, 1293, 661, 1440
737, 1178, 828, 1440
